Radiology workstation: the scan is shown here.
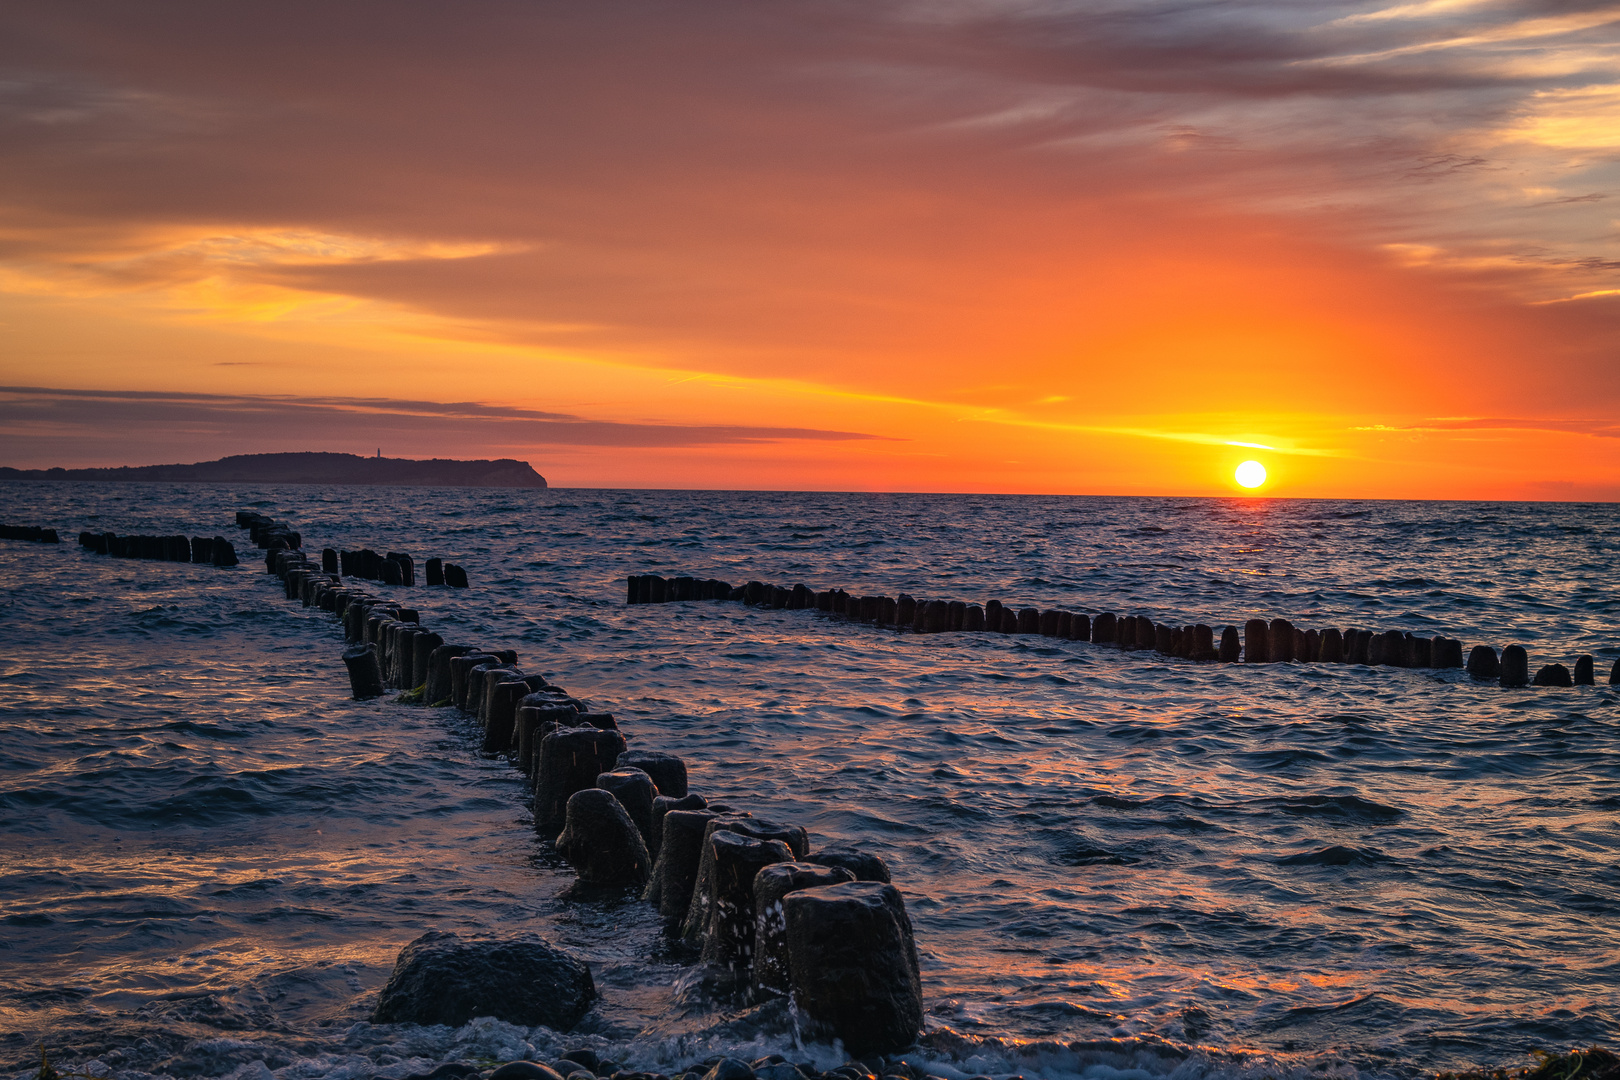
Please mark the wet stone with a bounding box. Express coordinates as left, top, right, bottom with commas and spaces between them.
372, 930, 593, 1030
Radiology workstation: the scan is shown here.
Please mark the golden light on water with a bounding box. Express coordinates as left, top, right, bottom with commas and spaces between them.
1235, 460, 1267, 489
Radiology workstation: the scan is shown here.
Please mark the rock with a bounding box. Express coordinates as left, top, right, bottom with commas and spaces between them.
372, 930, 594, 1030
645, 809, 719, 924
682, 817, 809, 944
1467, 645, 1500, 680
784, 882, 924, 1055
597, 768, 660, 851
342, 644, 385, 700
808, 843, 891, 883
556, 788, 652, 886
491, 1064, 565, 1080
1268, 619, 1294, 662
702, 1060, 755, 1080
618, 750, 688, 798
1500, 644, 1529, 687
1244, 620, 1269, 663
700, 831, 795, 971
558, 1049, 601, 1072
754, 1066, 806, 1080
536, 727, 628, 836
1573, 655, 1594, 685
752, 862, 856, 998
1218, 625, 1240, 662
1532, 663, 1572, 687
651, 792, 708, 857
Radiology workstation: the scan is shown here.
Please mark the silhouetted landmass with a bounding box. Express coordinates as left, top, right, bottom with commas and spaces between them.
0, 452, 548, 488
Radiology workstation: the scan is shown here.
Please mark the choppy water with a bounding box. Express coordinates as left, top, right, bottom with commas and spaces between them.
1, 485, 1617, 1080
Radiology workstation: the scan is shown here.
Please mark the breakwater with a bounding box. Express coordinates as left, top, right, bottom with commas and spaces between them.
253, 517, 933, 1074
5, 486, 1617, 1080
0, 524, 59, 543
627, 573, 1620, 688
78, 529, 239, 565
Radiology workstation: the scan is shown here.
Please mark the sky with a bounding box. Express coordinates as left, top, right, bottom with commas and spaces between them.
0, 1, 1617, 497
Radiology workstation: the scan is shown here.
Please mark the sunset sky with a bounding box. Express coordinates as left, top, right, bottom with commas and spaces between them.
1, 1, 1617, 497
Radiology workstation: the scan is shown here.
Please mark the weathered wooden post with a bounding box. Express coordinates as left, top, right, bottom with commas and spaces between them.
1245, 620, 1269, 663
1268, 619, 1294, 662
1499, 645, 1529, 687
342, 644, 385, 700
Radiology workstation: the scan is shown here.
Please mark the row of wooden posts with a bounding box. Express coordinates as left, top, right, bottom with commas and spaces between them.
253, 518, 927, 1056
77, 530, 239, 566
235, 511, 469, 587
0, 524, 59, 543
627, 573, 1620, 689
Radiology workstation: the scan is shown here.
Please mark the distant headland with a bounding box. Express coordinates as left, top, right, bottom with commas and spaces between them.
0, 452, 548, 488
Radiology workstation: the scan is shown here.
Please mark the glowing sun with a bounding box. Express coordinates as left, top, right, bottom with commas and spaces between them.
1235, 460, 1267, 489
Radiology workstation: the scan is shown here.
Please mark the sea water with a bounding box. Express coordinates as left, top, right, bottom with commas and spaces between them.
1, 485, 1616, 1080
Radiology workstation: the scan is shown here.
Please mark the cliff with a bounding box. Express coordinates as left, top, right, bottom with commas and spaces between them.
0, 452, 548, 488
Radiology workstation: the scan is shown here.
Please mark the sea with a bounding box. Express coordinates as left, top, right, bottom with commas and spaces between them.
1, 485, 1616, 1080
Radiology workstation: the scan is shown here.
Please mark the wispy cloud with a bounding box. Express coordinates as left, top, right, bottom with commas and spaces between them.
1354, 416, 1620, 437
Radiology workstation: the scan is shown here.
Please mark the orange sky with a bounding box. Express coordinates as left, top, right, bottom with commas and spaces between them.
1, 1, 1617, 497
